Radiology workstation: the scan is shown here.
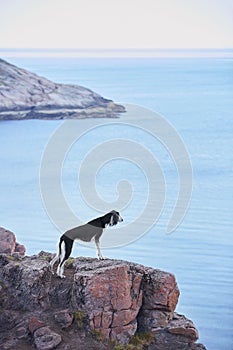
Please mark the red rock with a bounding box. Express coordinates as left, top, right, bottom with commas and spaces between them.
138, 309, 170, 331
92, 312, 102, 328
73, 261, 143, 342
167, 313, 199, 341
151, 314, 202, 349
72, 260, 180, 343
0, 227, 25, 256
29, 317, 45, 334
111, 321, 137, 345
112, 309, 139, 328
109, 266, 133, 310
0, 256, 206, 349
0, 227, 16, 254
137, 268, 180, 333
54, 309, 73, 329
142, 269, 180, 312
101, 311, 112, 329
168, 325, 198, 338
84, 265, 136, 311
15, 242, 26, 256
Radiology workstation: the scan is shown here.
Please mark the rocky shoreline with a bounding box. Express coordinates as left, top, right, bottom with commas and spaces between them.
0, 228, 206, 350
0, 58, 125, 120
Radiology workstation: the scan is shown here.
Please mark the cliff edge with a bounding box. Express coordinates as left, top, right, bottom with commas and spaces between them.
0, 229, 206, 350
0, 58, 125, 120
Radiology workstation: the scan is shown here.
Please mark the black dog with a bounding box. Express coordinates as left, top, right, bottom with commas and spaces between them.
50, 210, 123, 278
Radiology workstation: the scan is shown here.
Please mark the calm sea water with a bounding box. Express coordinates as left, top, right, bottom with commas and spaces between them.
0, 54, 233, 350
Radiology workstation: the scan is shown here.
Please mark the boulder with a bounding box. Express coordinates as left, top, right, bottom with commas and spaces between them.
0, 227, 16, 254
0, 227, 25, 256
34, 326, 62, 350
15, 242, 26, 256
71, 260, 144, 344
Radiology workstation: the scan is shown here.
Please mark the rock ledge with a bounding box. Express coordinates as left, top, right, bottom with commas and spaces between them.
0, 230, 206, 349
0, 253, 206, 349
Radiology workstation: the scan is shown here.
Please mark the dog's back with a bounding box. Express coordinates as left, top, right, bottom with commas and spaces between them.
64, 223, 103, 242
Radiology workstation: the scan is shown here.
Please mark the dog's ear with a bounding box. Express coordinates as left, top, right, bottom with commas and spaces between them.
110, 214, 114, 226
110, 213, 118, 226
109, 212, 119, 226
102, 212, 116, 227
102, 212, 113, 227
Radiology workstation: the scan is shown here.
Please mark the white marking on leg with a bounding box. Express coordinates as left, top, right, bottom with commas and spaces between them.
57, 241, 66, 278
59, 262, 66, 278
50, 256, 58, 274
56, 264, 60, 277
96, 240, 105, 260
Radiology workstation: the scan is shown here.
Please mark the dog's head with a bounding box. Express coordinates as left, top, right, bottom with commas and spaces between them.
105, 210, 123, 227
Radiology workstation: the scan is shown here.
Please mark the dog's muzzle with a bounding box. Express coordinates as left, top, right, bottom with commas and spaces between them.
118, 215, 123, 222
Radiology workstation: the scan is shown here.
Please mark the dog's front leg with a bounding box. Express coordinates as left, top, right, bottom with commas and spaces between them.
95, 237, 105, 260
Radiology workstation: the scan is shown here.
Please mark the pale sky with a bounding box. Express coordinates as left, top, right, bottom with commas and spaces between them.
0, 0, 232, 49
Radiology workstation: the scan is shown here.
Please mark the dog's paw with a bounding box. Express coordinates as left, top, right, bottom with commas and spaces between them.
98, 256, 107, 260
58, 275, 66, 279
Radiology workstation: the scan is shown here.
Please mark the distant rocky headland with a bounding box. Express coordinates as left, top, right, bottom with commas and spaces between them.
0, 58, 125, 120
0, 228, 206, 350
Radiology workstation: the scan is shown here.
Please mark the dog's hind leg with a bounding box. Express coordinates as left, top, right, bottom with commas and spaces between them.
57, 236, 73, 278
56, 240, 65, 278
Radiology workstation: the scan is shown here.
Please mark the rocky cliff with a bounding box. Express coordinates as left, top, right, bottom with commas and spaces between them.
0, 229, 206, 350
0, 58, 125, 120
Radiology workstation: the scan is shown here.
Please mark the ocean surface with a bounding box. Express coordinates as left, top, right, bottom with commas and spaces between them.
0, 51, 232, 350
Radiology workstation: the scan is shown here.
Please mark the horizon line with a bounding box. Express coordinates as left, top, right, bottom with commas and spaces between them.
1, 47, 233, 58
